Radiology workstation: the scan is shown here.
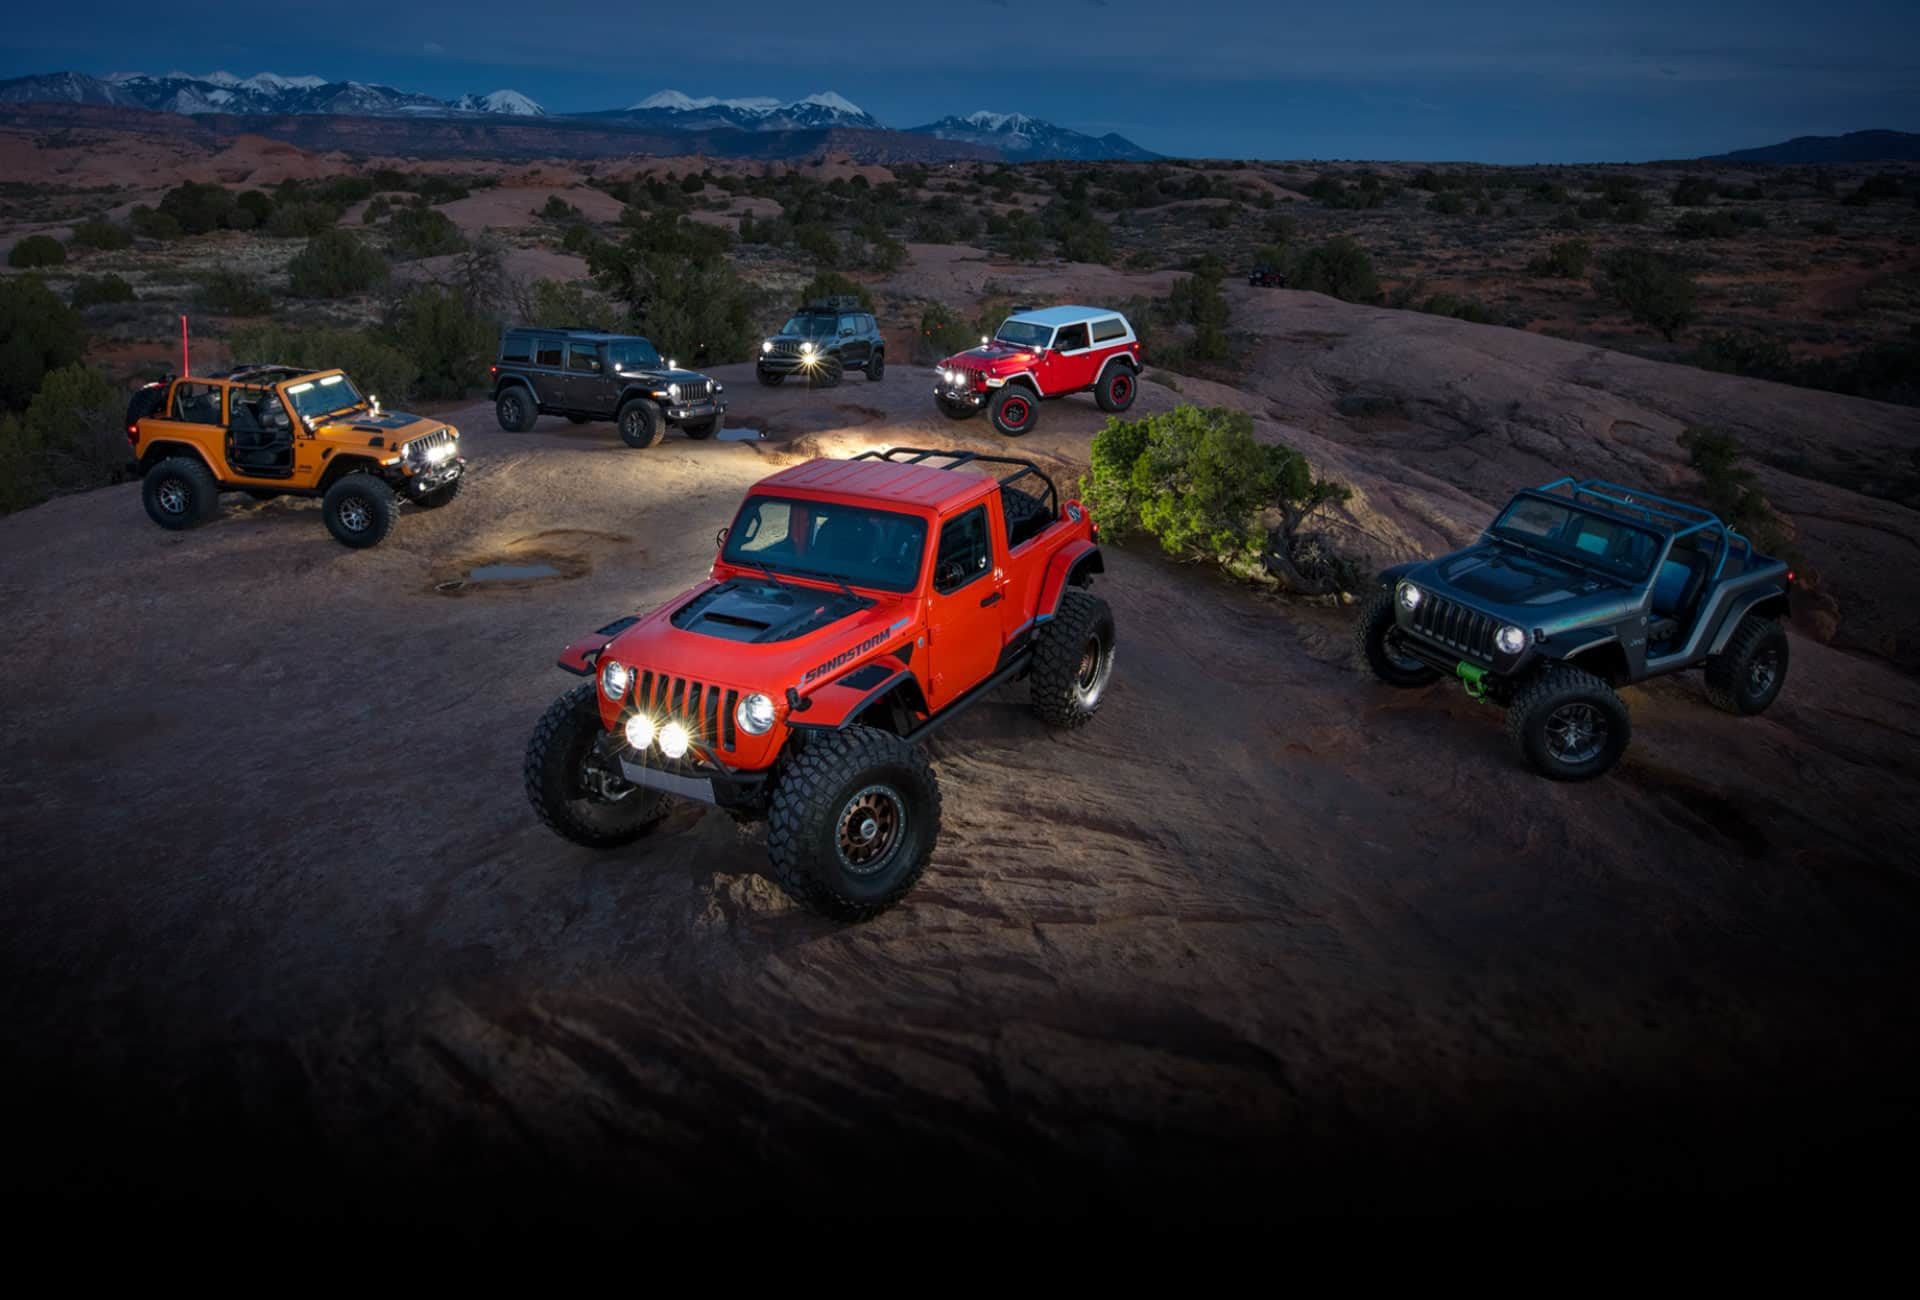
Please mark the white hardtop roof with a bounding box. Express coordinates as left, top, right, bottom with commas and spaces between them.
1004, 305, 1124, 327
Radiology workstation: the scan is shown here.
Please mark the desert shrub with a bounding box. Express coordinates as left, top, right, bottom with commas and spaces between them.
0, 414, 37, 512
128, 206, 182, 240
513, 278, 624, 332
561, 221, 594, 253
384, 283, 495, 400
197, 269, 272, 316
22, 363, 122, 492
538, 194, 581, 221
228, 323, 418, 402
388, 205, 465, 259
1842, 174, 1903, 205
235, 190, 274, 225
792, 222, 840, 266
68, 218, 130, 251
915, 302, 982, 364
266, 201, 338, 237
9, 236, 66, 269
1081, 405, 1359, 591
1595, 248, 1697, 339
157, 181, 235, 235
1674, 209, 1740, 239
798, 272, 872, 310
70, 274, 136, 309
1797, 339, 1920, 407
1289, 236, 1380, 303
587, 213, 757, 364
0, 277, 87, 411
1416, 293, 1501, 324
287, 229, 389, 298
1527, 238, 1591, 277
1677, 426, 1787, 551
1670, 176, 1718, 206
363, 195, 392, 225
1691, 330, 1795, 382
1432, 191, 1468, 215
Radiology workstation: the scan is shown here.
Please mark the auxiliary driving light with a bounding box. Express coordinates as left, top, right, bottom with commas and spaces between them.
624, 713, 656, 751
1398, 582, 1423, 611
1496, 624, 1528, 655
799, 342, 814, 355
601, 660, 632, 701
736, 692, 776, 735
658, 721, 691, 759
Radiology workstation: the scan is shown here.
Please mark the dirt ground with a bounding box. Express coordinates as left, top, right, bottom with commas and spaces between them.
4, 300, 1919, 1234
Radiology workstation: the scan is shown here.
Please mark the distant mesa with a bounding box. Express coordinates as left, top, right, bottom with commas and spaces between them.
1706, 130, 1920, 164
0, 69, 1157, 162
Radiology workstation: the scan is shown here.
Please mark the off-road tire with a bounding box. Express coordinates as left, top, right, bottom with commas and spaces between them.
757, 370, 784, 387
142, 456, 219, 530
413, 476, 463, 510
1030, 589, 1116, 729
866, 351, 885, 381
617, 399, 665, 449
1506, 665, 1631, 782
495, 387, 536, 432
808, 356, 844, 389
766, 725, 941, 921
566, 414, 591, 425
1355, 587, 1441, 687
988, 385, 1038, 437
525, 683, 671, 848
937, 396, 975, 420
1094, 364, 1138, 413
1704, 614, 1789, 716
681, 412, 723, 440
321, 474, 396, 549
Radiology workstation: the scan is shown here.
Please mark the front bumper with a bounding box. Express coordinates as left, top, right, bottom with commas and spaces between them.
663, 397, 726, 425
617, 752, 768, 812
393, 455, 465, 495
933, 381, 988, 408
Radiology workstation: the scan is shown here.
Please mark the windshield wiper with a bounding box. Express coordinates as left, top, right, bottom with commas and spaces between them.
728, 555, 783, 586
786, 566, 861, 602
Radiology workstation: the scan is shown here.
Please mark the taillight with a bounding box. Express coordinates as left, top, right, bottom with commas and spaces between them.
1786, 569, 1795, 584
126, 424, 139, 445
489, 365, 498, 374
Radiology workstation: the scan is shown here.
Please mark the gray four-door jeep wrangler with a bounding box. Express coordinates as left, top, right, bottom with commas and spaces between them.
1355, 478, 1793, 780
491, 327, 726, 447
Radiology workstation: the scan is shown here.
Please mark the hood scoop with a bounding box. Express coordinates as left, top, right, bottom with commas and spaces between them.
1435, 543, 1618, 606
671, 578, 872, 644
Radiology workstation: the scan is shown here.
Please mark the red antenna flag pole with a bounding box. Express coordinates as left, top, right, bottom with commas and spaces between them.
181, 315, 190, 377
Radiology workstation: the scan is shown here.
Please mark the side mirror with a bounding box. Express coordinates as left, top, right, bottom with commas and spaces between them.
715, 526, 729, 549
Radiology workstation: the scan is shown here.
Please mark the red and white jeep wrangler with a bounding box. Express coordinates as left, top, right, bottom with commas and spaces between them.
933, 305, 1143, 436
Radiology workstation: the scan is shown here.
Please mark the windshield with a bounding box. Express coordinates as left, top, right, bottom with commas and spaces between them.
284, 372, 362, 421
993, 319, 1053, 349
607, 339, 662, 370
779, 314, 837, 338
1491, 497, 1663, 580
722, 495, 928, 594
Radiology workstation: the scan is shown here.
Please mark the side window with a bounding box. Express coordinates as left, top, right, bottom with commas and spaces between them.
534, 338, 562, 368
567, 342, 601, 374
228, 386, 290, 433
500, 335, 532, 364
1054, 322, 1090, 352
863, 315, 878, 334
934, 506, 992, 594
170, 382, 223, 425
1090, 317, 1126, 344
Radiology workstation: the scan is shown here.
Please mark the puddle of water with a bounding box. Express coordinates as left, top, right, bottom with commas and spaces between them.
466, 562, 563, 582
717, 426, 765, 442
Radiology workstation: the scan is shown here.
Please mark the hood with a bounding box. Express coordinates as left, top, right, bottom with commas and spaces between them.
612, 364, 711, 384
316, 407, 442, 440
603, 578, 914, 693
1410, 540, 1637, 624
940, 341, 1041, 374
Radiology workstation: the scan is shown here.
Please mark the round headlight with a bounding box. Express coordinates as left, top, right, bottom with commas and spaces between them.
762, 340, 773, 353
601, 660, 632, 701
800, 341, 814, 355
736, 692, 776, 735
667, 383, 682, 401
1398, 582, 1423, 611
658, 721, 691, 759
623, 713, 656, 750
1497, 624, 1528, 655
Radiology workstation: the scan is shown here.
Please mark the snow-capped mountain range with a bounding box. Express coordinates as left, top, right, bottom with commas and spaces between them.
0, 71, 1158, 159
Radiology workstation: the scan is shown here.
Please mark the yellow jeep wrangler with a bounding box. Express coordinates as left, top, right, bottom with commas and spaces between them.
127, 365, 466, 549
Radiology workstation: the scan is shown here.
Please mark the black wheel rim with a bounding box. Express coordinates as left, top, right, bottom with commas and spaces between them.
1002, 398, 1029, 427
623, 410, 644, 438
1748, 648, 1780, 699
1111, 375, 1131, 404
156, 478, 189, 515
337, 495, 372, 533
501, 395, 521, 425
1545, 702, 1607, 764
837, 784, 905, 876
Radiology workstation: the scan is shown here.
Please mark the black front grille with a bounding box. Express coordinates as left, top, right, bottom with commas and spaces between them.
635, 669, 738, 751
769, 341, 803, 358
674, 378, 714, 403
405, 427, 454, 460
1409, 593, 1497, 661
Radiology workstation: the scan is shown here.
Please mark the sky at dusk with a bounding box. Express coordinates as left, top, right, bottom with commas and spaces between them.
4, 0, 1916, 162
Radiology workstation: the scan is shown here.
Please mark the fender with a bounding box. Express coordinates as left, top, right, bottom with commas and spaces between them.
1093, 353, 1138, 387
137, 439, 217, 475
618, 383, 664, 408
1373, 561, 1420, 588
492, 372, 538, 403
985, 371, 1045, 397
787, 654, 923, 730
555, 616, 641, 675
1036, 541, 1104, 621
317, 454, 385, 491
1706, 585, 1790, 655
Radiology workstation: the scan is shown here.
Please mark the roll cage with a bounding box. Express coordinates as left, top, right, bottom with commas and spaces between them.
1527, 477, 1763, 581
849, 446, 1061, 519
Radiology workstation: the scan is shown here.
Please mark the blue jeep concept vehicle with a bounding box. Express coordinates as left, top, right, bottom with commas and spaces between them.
1355, 478, 1794, 780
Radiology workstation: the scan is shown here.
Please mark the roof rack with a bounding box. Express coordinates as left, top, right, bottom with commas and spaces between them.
852, 446, 1061, 515
798, 295, 863, 313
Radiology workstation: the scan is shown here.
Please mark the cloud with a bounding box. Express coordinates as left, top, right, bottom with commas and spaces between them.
423, 41, 444, 54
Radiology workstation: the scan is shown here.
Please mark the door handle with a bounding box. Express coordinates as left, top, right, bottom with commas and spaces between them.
979, 591, 1003, 607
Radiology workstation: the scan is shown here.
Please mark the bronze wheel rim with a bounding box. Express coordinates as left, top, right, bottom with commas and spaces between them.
1074, 633, 1113, 707
836, 783, 905, 876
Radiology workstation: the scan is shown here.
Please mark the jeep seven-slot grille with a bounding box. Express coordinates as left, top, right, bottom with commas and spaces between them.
769, 340, 802, 357
674, 378, 714, 403
636, 669, 738, 751
1410, 594, 1497, 661
404, 427, 454, 460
